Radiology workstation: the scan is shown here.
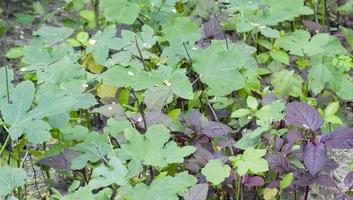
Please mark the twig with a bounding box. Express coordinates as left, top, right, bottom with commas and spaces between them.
29, 154, 41, 197
182, 41, 192, 63
135, 35, 148, 71
129, 88, 148, 130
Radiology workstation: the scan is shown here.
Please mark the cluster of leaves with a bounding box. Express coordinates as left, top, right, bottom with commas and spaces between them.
1, 0, 353, 199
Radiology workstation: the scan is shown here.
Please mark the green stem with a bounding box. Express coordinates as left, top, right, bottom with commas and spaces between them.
0, 125, 11, 157
236, 176, 241, 200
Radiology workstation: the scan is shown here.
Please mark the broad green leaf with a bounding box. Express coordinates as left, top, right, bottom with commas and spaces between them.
70, 142, 111, 169
86, 25, 120, 64
124, 172, 196, 200
59, 186, 112, 200
270, 50, 289, 65
277, 30, 346, 57
271, 70, 303, 97
263, 188, 278, 200
117, 125, 196, 174
255, 100, 285, 126
231, 147, 268, 175
0, 167, 27, 197
89, 157, 129, 188
100, 0, 140, 24
33, 26, 74, 46
161, 17, 201, 65
193, 41, 257, 96
201, 159, 230, 185
1, 81, 77, 143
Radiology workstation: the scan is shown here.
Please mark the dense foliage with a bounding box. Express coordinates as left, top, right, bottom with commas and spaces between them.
1, 0, 353, 199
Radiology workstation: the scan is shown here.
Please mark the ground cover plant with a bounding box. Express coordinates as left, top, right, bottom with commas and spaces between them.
1, 0, 353, 199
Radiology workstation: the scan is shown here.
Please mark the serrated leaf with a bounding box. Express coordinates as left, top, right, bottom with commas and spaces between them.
285, 101, 323, 132
303, 140, 327, 175
322, 127, 353, 149
201, 159, 230, 185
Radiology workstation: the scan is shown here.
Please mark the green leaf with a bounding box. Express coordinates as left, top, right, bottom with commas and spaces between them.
89, 157, 129, 188
117, 125, 196, 173
259, 27, 280, 38
59, 186, 112, 200
231, 109, 251, 118
0, 167, 27, 197
34, 26, 74, 46
161, 17, 201, 65
124, 172, 196, 200
325, 102, 339, 116
247, 96, 258, 110
277, 30, 346, 57
231, 147, 269, 175
100, 0, 140, 24
270, 50, 289, 65
201, 159, 231, 185
193, 41, 257, 96
71, 142, 111, 169
6, 47, 23, 59
1, 81, 77, 143
255, 100, 285, 126
280, 173, 293, 189
271, 70, 303, 97
86, 25, 120, 64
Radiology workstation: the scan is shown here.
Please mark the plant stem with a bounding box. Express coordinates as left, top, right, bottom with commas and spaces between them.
304, 186, 310, 200
1, 0, 11, 103
236, 176, 241, 200
91, 0, 100, 29
135, 35, 148, 71
0, 125, 11, 157
323, 0, 330, 32
130, 88, 147, 130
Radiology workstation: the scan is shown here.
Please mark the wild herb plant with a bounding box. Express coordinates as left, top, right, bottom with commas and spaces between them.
1, 0, 353, 199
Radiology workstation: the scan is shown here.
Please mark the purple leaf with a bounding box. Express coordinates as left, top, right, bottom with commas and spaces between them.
184, 183, 209, 200
313, 175, 337, 188
38, 149, 80, 170
322, 159, 339, 172
202, 17, 223, 39
286, 129, 304, 144
303, 141, 327, 175
285, 102, 323, 132
242, 175, 265, 187
322, 127, 353, 149
294, 172, 315, 187
302, 20, 323, 33
92, 103, 126, 120
187, 109, 203, 132
266, 153, 291, 173
201, 121, 232, 137
344, 172, 353, 189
